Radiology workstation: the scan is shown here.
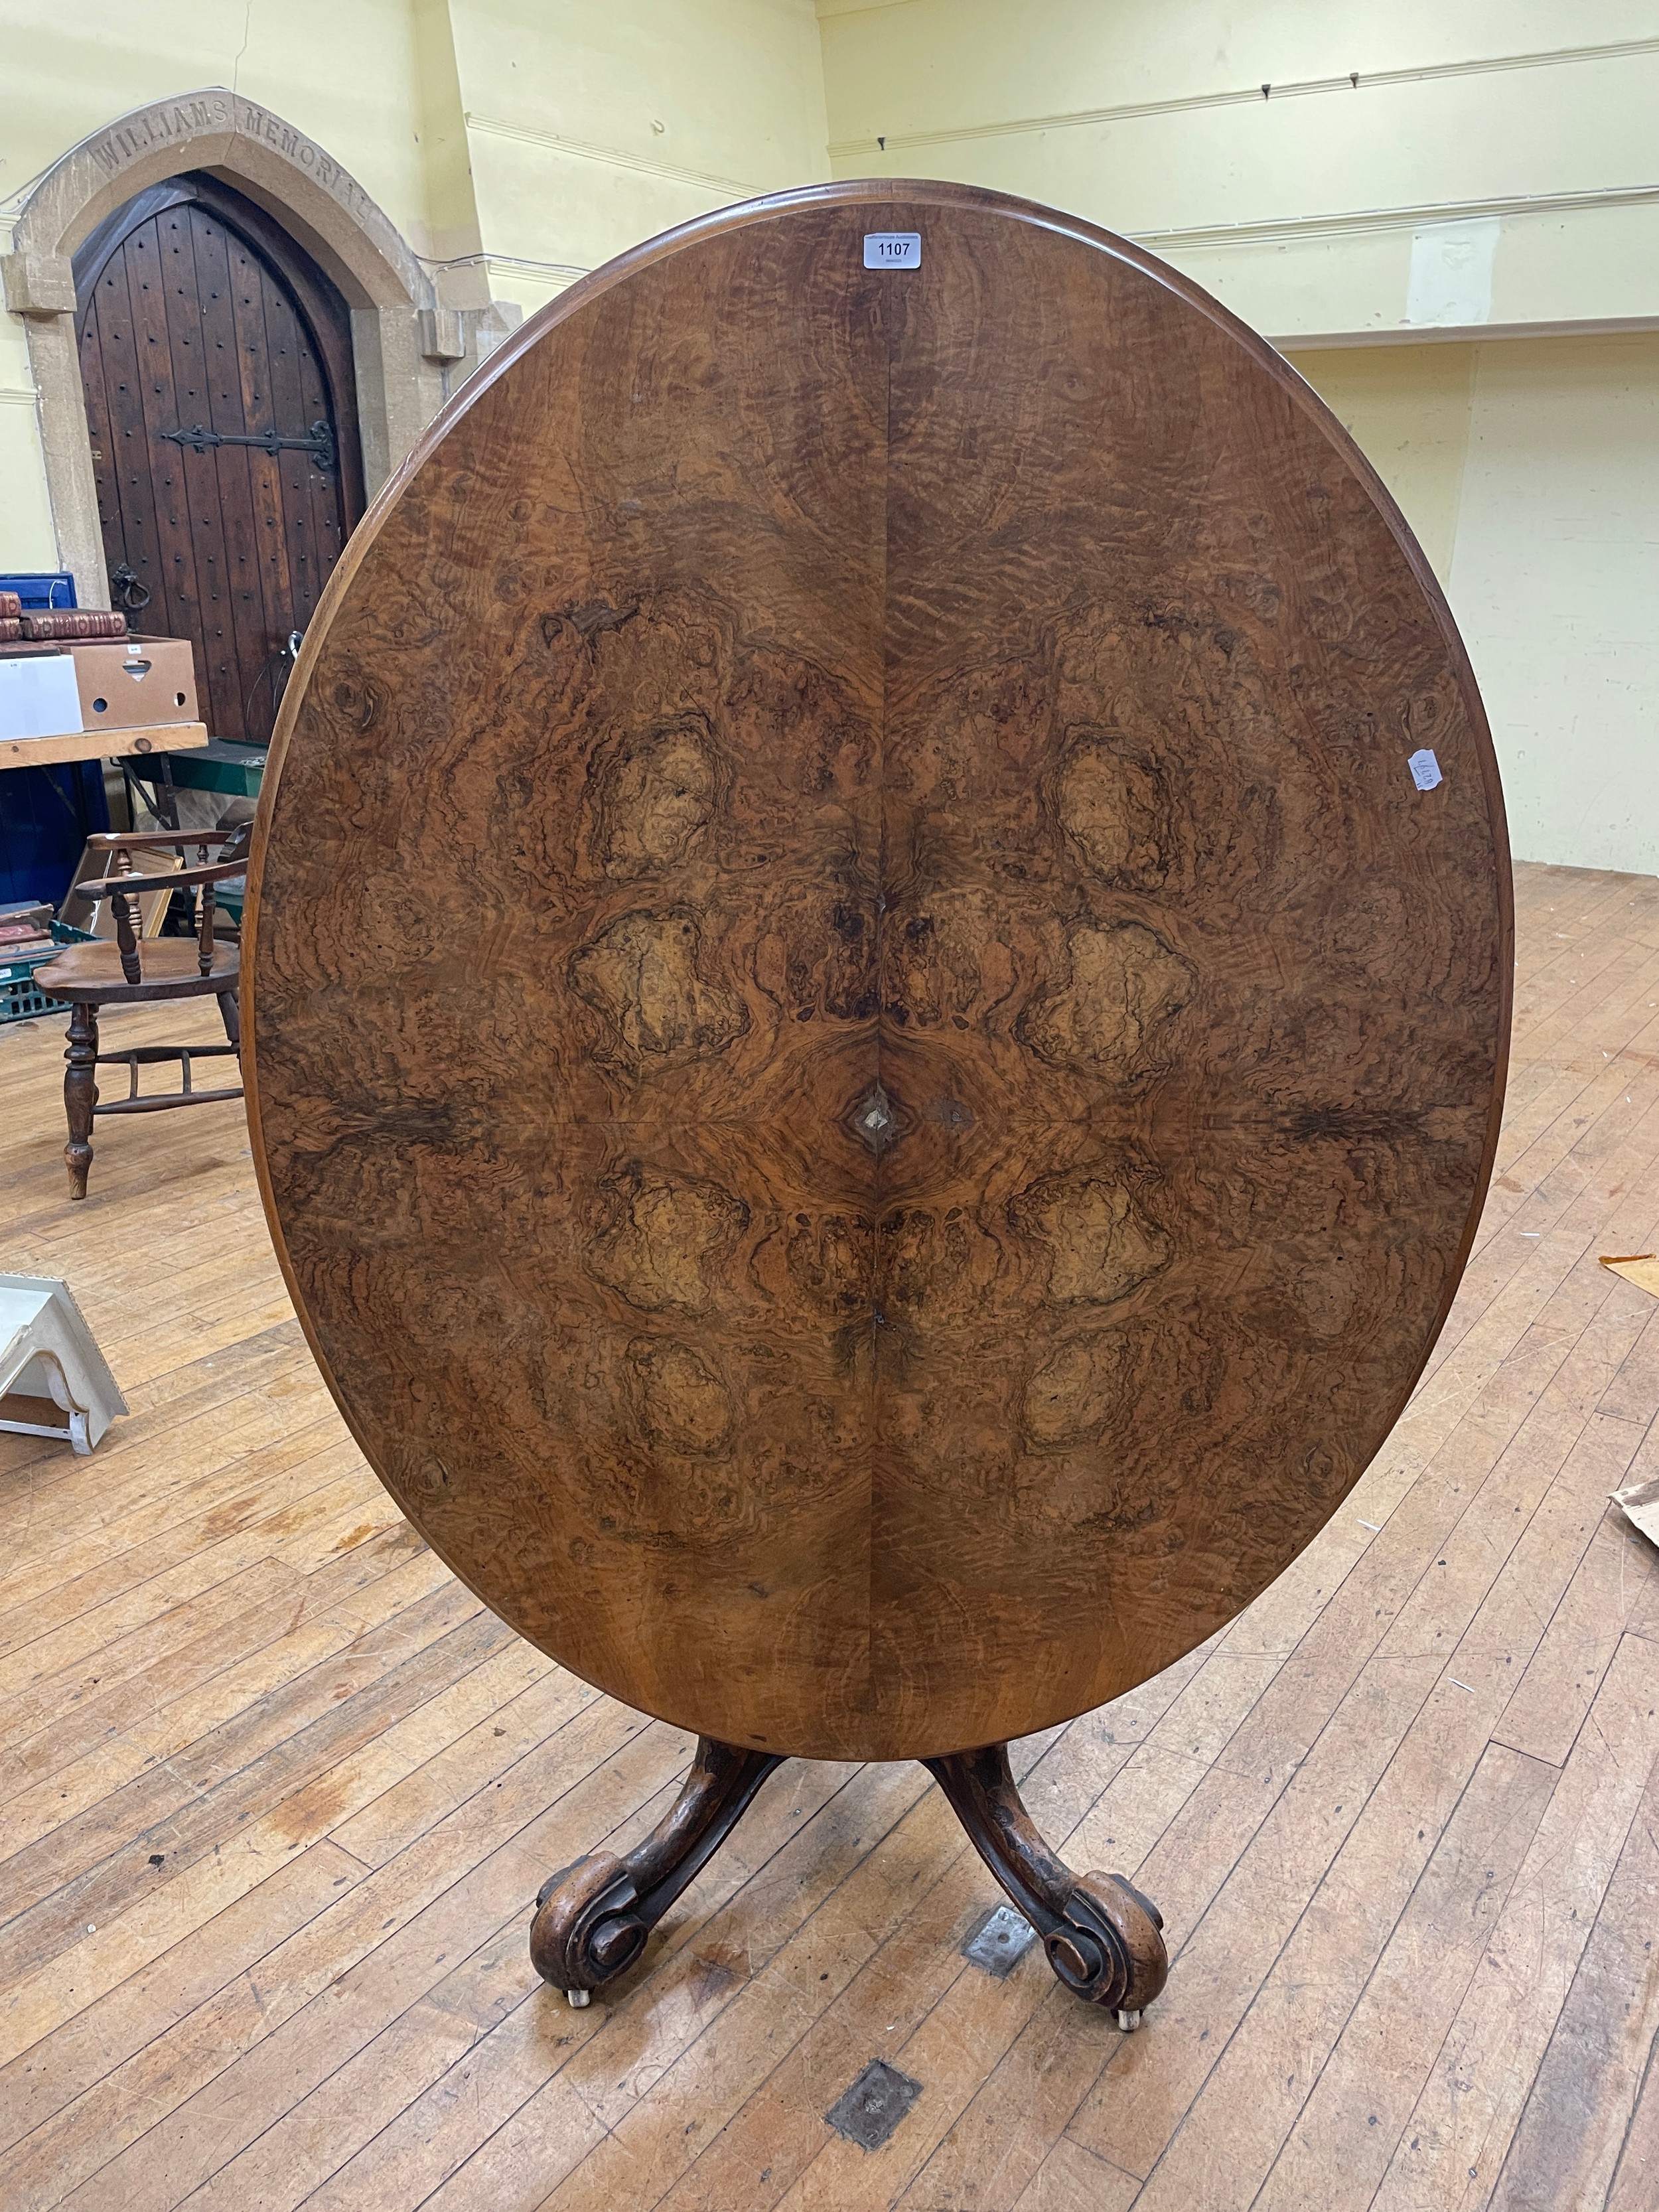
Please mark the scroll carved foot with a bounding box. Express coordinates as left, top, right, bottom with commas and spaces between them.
529, 1736, 784, 2005
925, 1743, 1169, 2025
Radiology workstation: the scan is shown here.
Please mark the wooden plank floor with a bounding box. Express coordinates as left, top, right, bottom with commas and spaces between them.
1, 856, 1657, 2212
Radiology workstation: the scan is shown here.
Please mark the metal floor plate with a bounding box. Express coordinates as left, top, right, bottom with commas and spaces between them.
962, 1902, 1039, 1977
825, 2058, 924, 2150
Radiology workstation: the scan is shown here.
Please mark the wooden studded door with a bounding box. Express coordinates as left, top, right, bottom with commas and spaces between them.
75, 172, 366, 745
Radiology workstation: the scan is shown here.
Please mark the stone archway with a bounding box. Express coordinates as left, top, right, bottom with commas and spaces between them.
1, 89, 461, 608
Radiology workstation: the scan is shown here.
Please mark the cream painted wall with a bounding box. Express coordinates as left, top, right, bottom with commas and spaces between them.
817, 0, 1659, 345
1290, 336, 1659, 875
0, 386, 56, 563
1449, 336, 1659, 875
448, 0, 830, 320
0, 3, 432, 249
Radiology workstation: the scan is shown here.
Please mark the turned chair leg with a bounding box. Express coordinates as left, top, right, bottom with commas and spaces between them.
217, 989, 241, 1049
924, 1743, 1168, 2024
63, 1000, 100, 1201
529, 1737, 784, 2004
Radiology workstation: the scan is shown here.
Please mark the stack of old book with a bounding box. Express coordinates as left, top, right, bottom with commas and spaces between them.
0, 595, 129, 650
18, 609, 128, 641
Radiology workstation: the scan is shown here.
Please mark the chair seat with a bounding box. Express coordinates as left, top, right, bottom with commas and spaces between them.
37, 937, 240, 1005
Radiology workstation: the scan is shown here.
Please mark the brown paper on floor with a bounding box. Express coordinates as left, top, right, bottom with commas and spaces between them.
1599, 1254, 1659, 1297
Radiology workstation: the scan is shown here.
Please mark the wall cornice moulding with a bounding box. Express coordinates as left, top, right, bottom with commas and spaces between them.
463, 113, 753, 197
1128, 179, 1659, 255
826, 33, 1659, 158
1279, 315, 1659, 351
421, 248, 590, 285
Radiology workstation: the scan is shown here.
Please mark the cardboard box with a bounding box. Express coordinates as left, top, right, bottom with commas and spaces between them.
71, 636, 198, 732
0, 652, 82, 741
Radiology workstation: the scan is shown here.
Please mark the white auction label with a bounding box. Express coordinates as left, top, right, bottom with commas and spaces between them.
864, 232, 921, 268
1407, 747, 1443, 791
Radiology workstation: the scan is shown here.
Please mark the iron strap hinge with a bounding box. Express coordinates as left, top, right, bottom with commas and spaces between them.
161, 419, 336, 473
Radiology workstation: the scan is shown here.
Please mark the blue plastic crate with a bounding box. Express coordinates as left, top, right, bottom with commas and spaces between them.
0, 571, 78, 611
0, 921, 96, 1025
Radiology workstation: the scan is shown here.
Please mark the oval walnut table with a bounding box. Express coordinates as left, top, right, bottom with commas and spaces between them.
245, 182, 1511, 2024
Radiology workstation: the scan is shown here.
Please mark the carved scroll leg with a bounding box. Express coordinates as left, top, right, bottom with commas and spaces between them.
530, 1737, 784, 2006
925, 1743, 1169, 2027
63, 1001, 100, 1201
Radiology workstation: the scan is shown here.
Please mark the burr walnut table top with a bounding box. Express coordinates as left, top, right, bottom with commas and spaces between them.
246, 182, 1511, 1763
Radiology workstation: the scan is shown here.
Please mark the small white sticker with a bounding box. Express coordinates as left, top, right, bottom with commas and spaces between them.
1407, 748, 1443, 791
864, 232, 920, 269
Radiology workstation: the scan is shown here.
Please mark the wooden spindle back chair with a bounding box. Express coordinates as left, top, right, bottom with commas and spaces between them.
35, 826, 251, 1199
